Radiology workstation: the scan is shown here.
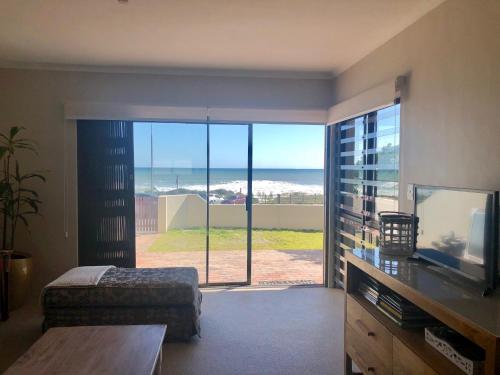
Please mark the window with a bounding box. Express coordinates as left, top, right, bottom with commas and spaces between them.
328, 103, 400, 287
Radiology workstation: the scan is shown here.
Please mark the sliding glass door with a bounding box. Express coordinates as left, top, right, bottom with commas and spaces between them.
207, 124, 251, 284
252, 124, 325, 286
133, 122, 251, 285
80, 120, 326, 286
134, 123, 208, 281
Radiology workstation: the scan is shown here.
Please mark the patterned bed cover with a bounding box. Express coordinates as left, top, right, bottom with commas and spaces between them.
42, 267, 202, 341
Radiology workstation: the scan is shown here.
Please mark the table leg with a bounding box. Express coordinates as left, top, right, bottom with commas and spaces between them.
153, 346, 162, 375
345, 352, 353, 375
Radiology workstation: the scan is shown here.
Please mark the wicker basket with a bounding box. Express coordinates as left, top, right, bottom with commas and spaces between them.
378, 211, 418, 256
425, 327, 484, 375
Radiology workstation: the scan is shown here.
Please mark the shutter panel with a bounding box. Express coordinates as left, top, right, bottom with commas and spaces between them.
329, 103, 400, 287
77, 120, 136, 267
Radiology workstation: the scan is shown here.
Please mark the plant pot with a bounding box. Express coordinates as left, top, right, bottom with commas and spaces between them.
8, 251, 32, 311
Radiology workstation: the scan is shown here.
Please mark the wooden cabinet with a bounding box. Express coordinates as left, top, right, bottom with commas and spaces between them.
344, 249, 500, 375
393, 337, 437, 375
345, 295, 437, 375
346, 323, 392, 375
347, 295, 393, 368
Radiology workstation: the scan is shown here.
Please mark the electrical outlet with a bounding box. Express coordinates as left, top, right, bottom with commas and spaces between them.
407, 184, 414, 201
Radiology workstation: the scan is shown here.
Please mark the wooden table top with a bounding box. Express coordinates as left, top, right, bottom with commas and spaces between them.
5, 325, 167, 375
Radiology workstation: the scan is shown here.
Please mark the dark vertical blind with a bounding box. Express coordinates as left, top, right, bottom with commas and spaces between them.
329, 103, 400, 287
77, 120, 136, 267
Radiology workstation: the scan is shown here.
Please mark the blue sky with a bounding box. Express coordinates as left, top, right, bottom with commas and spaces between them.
134, 122, 324, 169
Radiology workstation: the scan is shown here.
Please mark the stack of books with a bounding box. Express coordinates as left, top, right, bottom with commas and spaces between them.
358, 275, 380, 305
377, 291, 436, 328
357, 274, 436, 328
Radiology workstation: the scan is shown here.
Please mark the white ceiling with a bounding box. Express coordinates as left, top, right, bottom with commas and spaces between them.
0, 0, 445, 77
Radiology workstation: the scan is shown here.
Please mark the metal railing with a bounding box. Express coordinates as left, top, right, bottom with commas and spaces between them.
135, 195, 158, 233
254, 192, 324, 205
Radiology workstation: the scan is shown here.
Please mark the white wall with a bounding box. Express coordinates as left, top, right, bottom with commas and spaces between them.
158, 195, 206, 230
0, 68, 332, 292
158, 194, 323, 231
331, 0, 500, 213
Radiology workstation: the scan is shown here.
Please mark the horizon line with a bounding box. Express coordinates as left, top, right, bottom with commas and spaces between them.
134, 166, 324, 170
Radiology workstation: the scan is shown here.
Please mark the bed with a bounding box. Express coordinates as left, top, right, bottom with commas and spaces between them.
41, 266, 202, 341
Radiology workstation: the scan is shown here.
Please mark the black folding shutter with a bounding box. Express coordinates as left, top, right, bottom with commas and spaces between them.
77, 120, 136, 267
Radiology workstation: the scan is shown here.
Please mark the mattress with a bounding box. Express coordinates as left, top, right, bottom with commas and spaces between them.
42, 267, 200, 308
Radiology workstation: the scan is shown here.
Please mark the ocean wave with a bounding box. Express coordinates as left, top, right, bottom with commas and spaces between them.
154, 180, 323, 195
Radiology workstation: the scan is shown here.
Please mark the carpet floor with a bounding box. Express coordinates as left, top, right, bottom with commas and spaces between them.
162, 287, 344, 375
0, 287, 344, 375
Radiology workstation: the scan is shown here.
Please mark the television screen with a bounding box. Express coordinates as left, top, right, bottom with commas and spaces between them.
414, 186, 497, 282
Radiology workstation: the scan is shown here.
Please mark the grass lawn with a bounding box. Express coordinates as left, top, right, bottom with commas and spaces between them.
148, 228, 323, 252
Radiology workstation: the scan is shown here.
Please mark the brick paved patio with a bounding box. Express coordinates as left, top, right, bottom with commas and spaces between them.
136, 234, 323, 285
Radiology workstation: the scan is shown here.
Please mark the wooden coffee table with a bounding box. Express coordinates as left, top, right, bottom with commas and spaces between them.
5, 325, 166, 375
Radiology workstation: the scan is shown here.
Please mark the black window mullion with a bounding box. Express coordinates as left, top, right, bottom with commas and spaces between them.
365, 112, 378, 246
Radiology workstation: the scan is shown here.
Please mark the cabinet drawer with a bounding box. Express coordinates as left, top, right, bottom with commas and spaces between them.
346, 294, 393, 366
393, 337, 437, 375
346, 323, 392, 375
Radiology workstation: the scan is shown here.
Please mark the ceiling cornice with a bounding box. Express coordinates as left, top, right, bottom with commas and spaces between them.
0, 61, 335, 81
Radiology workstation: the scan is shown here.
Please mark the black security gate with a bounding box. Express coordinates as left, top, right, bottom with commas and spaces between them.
77, 120, 136, 267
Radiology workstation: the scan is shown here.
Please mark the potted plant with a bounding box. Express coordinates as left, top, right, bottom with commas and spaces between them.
0, 126, 45, 313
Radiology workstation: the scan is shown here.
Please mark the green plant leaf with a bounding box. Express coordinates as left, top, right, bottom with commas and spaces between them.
20, 173, 46, 182
9, 126, 23, 139
12, 142, 37, 154
18, 188, 39, 198
15, 160, 20, 179
17, 215, 29, 226
0, 146, 8, 159
0, 126, 44, 239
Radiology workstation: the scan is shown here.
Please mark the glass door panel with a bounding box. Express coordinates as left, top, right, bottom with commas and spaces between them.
252, 124, 324, 286
134, 122, 208, 283
208, 124, 250, 284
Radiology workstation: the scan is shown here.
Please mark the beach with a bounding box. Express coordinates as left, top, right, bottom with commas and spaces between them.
135, 168, 324, 196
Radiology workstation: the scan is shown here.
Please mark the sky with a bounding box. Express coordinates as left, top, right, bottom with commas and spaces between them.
133, 122, 324, 169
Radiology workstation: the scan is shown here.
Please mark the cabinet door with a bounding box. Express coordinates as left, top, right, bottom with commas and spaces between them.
347, 295, 393, 365
346, 323, 392, 375
393, 338, 437, 375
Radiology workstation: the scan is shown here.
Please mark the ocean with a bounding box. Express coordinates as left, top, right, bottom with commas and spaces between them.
135, 168, 324, 195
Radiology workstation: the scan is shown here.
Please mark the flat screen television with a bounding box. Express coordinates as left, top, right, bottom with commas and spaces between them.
414, 185, 499, 293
